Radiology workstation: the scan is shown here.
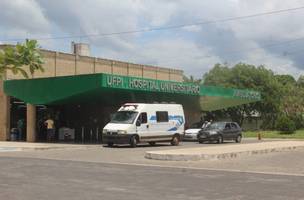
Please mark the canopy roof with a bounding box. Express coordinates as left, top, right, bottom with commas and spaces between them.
4, 73, 261, 111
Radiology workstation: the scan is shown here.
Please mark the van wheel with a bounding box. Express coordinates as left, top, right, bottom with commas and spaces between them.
149, 142, 156, 146
171, 135, 180, 146
130, 135, 138, 148
217, 135, 223, 144
107, 142, 114, 147
235, 135, 242, 143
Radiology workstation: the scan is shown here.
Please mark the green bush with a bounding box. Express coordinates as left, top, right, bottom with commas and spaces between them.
275, 115, 296, 134
290, 114, 304, 129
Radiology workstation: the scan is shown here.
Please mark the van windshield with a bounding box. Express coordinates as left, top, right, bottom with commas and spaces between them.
110, 111, 138, 124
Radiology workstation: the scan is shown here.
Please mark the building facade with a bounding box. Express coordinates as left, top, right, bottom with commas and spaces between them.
0, 43, 260, 142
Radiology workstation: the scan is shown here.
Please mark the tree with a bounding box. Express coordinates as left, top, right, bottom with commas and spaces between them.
183, 75, 202, 84
0, 39, 44, 79
278, 74, 304, 129
203, 63, 283, 128
297, 75, 304, 87
275, 74, 296, 86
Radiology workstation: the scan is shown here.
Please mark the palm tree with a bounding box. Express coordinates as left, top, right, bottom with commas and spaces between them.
0, 39, 44, 79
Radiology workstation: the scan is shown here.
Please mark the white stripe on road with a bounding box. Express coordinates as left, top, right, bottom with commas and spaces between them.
0, 147, 21, 152
1, 154, 303, 177
93, 160, 304, 177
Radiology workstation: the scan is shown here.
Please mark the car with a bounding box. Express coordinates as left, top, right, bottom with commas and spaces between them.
183, 122, 204, 141
197, 122, 242, 144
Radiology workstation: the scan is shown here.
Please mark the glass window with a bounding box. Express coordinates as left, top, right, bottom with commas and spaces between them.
156, 111, 169, 122
110, 111, 138, 124
207, 122, 225, 130
231, 123, 238, 129
225, 123, 231, 129
138, 112, 147, 124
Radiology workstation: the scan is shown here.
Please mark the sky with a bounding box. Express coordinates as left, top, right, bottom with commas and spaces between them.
1, 0, 304, 79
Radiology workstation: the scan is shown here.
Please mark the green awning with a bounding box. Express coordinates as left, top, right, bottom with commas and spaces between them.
200, 86, 261, 111
4, 73, 261, 111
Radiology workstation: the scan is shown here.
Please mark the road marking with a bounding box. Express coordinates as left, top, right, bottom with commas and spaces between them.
1, 153, 303, 177
1, 154, 303, 177
93, 160, 304, 177
0, 147, 21, 152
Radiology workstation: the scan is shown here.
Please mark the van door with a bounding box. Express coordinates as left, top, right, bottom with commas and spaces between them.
156, 111, 171, 140
135, 112, 149, 141
147, 111, 172, 141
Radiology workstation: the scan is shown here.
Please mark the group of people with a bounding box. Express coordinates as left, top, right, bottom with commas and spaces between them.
13, 116, 55, 142
201, 119, 213, 129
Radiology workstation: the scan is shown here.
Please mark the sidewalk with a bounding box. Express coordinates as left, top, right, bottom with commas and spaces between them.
0, 141, 101, 152
145, 141, 304, 161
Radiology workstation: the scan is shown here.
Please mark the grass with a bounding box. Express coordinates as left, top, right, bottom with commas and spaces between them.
244, 130, 304, 139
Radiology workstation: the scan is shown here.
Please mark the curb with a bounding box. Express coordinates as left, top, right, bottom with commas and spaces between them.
145, 145, 304, 161
20, 146, 101, 151
0, 145, 101, 152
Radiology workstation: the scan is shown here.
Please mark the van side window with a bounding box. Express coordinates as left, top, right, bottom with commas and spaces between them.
139, 112, 147, 124
156, 111, 169, 122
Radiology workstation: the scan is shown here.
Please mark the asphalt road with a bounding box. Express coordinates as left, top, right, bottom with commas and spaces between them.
2, 139, 304, 175
0, 156, 303, 200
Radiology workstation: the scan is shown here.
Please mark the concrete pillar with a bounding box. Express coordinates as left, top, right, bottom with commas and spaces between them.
0, 89, 10, 141
26, 104, 36, 142
0, 78, 10, 141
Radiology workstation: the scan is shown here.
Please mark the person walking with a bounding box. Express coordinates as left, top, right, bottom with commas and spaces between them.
17, 118, 24, 141
45, 116, 55, 142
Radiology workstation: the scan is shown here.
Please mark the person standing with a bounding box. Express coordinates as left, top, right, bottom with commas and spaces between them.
45, 117, 55, 142
206, 119, 213, 128
201, 121, 208, 129
17, 118, 24, 141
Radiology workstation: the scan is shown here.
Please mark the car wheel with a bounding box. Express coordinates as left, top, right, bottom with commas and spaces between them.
107, 142, 114, 147
217, 135, 223, 144
149, 141, 156, 146
130, 135, 138, 148
171, 135, 180, 146
235, 135, 242, 143
198, 139, 204, 144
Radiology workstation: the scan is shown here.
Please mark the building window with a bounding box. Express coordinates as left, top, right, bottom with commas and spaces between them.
156, 111, 169, 122
139, 112, 147, 124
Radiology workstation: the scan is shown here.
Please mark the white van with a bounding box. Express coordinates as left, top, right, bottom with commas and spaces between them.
102, 103, 185, 147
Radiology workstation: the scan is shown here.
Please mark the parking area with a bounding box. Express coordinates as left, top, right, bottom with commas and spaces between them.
0, 138, 260, 160
0, 138, 304, 176
1, 138, 304, 176
1, 138, 304, 200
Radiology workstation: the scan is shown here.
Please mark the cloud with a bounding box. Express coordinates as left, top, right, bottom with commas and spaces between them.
1, 0, 304, 78
0, 0, 50, 35
94, 37, 221, 77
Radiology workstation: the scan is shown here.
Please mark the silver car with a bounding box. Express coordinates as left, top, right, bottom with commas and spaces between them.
183, 122, 205, 141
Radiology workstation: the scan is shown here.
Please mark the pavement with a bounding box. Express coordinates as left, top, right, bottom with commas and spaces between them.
1, 139, 304, 199
2, 139, 304, 176
2, 139, 304, 162
1, 157, 304, 200
0, 141, 100, 151
145, 140, 304, 161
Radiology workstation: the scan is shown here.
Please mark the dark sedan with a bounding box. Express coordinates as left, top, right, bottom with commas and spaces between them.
197, 122, 242, 144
